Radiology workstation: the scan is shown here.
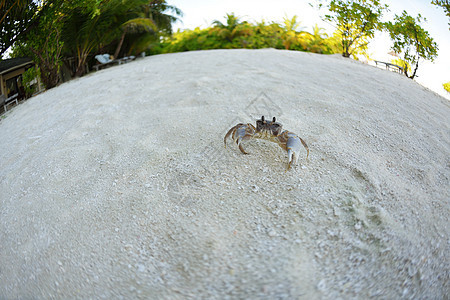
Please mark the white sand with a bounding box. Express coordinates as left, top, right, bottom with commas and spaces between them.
0, 49, 449, 299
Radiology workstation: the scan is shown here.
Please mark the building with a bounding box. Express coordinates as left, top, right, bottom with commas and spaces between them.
0, 57, 40, 111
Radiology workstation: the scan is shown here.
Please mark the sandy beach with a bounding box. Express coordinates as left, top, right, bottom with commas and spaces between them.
0, 49, 449, 299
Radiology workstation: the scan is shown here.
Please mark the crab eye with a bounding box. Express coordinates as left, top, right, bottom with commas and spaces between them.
273, 117, 276, 122
261, 116, 265, 122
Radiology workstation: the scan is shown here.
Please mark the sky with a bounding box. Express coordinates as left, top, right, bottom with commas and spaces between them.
169, 0, 450, 100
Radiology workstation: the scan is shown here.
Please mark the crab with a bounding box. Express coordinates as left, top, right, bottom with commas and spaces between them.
224, 116, 309, 169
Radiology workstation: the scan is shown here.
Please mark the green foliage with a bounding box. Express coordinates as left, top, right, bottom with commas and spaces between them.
113, 0, 182, 58
1, 0, 102, 58
60, 0, 181, 76
281, 15, 309, 50
322, 0, 388, 57
159, 14, 337, 55
61, 0, 149, 76
11, 0, 103, 87
431, 0, 450, 29
306, 25, 331, 54
113, 17, 157, 59
384, 11, 438, 79
210, 13, 253, 46
248, 21, 284, 49
0, 0, 39, 57
22, 66, 40, 98
12, 1, 64, 89
443, 81, 450, 93
143, 0, 182, 35
10, 0, 180, 86
391, 58, 411, 74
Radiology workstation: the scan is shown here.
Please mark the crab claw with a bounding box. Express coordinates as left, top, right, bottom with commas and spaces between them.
224, 123, 256, 154
286, 133, 309, 169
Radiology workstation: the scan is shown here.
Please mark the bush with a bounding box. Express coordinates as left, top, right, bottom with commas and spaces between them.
443, 82, 450, 93
159, 15, 338, 55
22, 67, 40, 98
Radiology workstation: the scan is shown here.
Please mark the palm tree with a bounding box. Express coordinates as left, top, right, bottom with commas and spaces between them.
281, 15, 309, 50
62, 0, 181, 76
283, 15, 302, 32
213, 13, 241, 29
142, 0, 182, 34
306, 24, 329, 53
62, 12, 93, 76
118, 0, 182, 56
113, 17, 157, 59
212, 13, 249, 43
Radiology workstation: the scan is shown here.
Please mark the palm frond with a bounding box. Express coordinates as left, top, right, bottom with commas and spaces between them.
123, 17, 157, 32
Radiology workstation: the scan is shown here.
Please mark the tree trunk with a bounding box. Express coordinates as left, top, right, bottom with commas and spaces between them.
114, 30, 127, 59
39, 62, 59, 89
409, 57, 420, 80
401, 61, 408, 77
75, 64, 85, 77
75, 51, 88, 77
342, 39, 350, 58
28, 27, 62, 89
62, 59, 75, 78
31, 48, 59, 89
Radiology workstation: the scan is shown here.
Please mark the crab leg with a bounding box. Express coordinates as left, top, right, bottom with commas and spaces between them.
282, 132, 309, 169
299, 137, 309, 159
224, 123, 255, 154
224, 124, 243, 147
